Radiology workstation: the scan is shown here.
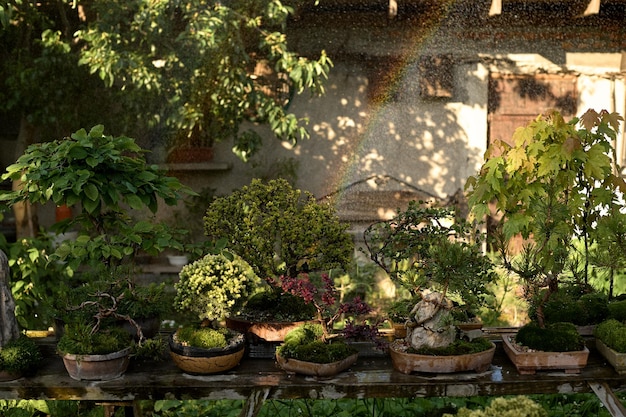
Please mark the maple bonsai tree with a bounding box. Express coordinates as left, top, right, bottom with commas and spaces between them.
466, 109, 626, 330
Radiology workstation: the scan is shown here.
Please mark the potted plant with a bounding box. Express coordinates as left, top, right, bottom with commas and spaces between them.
56, 280, 149, 381
275, 272, 382, 377
594, 319, 626, 375
169, 250, 257, 374
0, 125, 191, 274
465, 109, 626, 374
0, 336, 42, 381
364, 201, 497, 374
204, 178, 353, 346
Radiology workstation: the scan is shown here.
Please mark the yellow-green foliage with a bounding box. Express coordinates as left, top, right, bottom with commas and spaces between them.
174, 253, 258, 321
443, 396, 547, 417
176, 327, 228, 349
594, 319, 626, 353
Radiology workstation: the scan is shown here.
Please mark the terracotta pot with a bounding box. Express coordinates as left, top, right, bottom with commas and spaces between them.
169, 331, 245, 375
276, 351, 358, 377
501, 334, 589, 375
61, 347, 132, 381
55, 205, 72, 222
596, 339, 626, 375
389, 341, 495, 374
225, 317, 309, 342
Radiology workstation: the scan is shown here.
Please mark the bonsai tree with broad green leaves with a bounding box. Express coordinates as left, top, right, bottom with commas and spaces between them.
1, 125, 191, 274
466, 109, 625, 351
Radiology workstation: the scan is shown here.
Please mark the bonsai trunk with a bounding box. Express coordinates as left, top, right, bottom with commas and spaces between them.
0, 250, 20, 346
12, 117, 39, 239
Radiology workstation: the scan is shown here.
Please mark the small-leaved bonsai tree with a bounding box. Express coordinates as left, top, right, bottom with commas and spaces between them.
203, 178, 354, 321
364, 201, 496, 353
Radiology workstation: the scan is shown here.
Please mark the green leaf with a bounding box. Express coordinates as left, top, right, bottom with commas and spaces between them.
84, 183, 99, 201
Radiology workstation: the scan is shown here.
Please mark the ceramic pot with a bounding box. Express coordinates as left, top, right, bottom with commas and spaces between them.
225, 317, 309, 342
275, 351, 358, 377
61, 347, 132, 381
169, 331, 245, 374
595, 339, 626, 375
389, 341, 495, 374
501, 334, 589, 375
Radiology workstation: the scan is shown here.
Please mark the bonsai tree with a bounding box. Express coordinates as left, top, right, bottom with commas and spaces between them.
275, 272, 380, 373
465, 109, 625, 329
364, 201, 496, 352
203, 178, 354, 320
173, 251, 259, 325
1, 125, 191, 273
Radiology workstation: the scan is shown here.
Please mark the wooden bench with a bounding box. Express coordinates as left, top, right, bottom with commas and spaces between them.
3, 336, 626, 417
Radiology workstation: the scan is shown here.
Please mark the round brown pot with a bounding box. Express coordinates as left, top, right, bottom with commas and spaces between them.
169, 331, 245, 375
61, 347, 132, 381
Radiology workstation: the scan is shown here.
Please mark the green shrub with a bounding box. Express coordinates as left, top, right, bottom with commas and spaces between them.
0, 337, 43, 375
443, 395, 547, 417
278, 323, 357, 363
174, 253, 258, 322
608, 300, 626, 322
594, 319, 626, 353
515, 322, 584, 352
242, 290, 316, 322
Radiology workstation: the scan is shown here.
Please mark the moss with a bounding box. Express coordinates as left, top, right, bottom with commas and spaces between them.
410, 338, 493, 356
176, 327, 230, 349
515, 322, 584, 352
0, 337, 43, 375
594, 319, 626, 353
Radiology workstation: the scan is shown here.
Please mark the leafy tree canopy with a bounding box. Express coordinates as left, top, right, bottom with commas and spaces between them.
0, 0, 331, 161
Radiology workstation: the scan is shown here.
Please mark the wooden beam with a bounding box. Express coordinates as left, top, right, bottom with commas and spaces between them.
389, 0, 397, 18
588, 382, 626, 417
583, 0, 601, 15
489, 0, 502, 16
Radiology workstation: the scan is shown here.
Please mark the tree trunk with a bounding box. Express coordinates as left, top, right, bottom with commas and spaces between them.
0, 249, 20, 346
12, 116, 38, 239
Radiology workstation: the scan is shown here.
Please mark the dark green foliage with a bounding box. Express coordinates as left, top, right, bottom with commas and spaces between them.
594, 319, 626, 353
411, 338, 493, 356
242, 291, 316, 322
204, 179, 353, 280
176, 327, 228, 350
515, 322, 584, 352
540, 289, 608, 326
57, 323, 133, 355
608, 300, 626, 322
0, 337, 42, 375
278, 323, 357, 363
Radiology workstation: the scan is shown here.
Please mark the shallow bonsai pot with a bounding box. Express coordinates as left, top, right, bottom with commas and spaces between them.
61, 347, 132, 381
275, 351, 358, 377
596, 339, 626, 375
389, 341, 495, 374
169, 331, 245, 375
501, 334, 589, 375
